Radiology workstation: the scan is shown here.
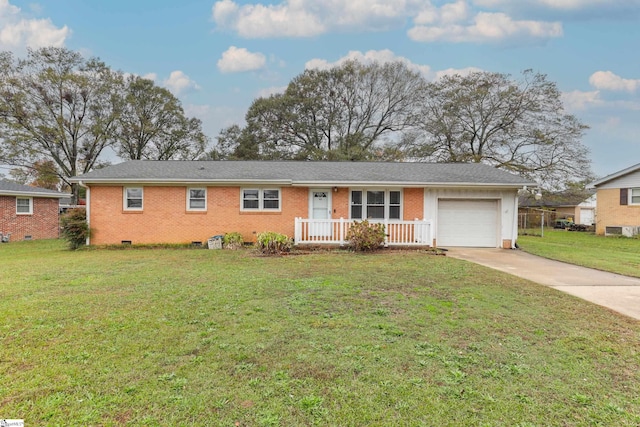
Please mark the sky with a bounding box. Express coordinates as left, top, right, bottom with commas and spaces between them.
1, 0, 639, 178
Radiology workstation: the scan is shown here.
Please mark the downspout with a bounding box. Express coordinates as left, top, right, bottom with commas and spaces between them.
78, 180, 90, 246
512, 189, 521, 249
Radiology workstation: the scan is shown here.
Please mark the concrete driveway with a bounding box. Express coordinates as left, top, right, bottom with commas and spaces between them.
444, 248, 640, 321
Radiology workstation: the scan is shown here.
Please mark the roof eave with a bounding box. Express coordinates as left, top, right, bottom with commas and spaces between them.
0, 190, 70, 198
73, 178, 293, 186
73, 178, 534, 188
588, 162, 640, 188
294, 181, 534, 188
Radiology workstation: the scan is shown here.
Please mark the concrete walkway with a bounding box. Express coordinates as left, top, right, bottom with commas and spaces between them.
444, 248, 640, 321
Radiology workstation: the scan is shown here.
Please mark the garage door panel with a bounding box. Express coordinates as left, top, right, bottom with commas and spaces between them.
438, 199, 498, 247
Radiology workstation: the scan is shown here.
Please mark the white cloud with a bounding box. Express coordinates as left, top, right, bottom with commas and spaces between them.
561, 90, 602, 111
0, 0, 70, 51
473, 0, 636, 11
415, 0, 469, 25
212, 0, 420, 38
162, 71, 200, 95
212, 0, 325, 38
434, 66, 484, 80
409, 11, 562, 43
142, 72, 158, 81
217, 46, 266, 73
256, 85, 287, 98
305, 49, 485, 82
305, 49, 432, 78
589, 71, 640, 93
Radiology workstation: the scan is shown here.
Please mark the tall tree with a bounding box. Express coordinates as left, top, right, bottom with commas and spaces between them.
217, 60, 425, 160
115, 76, 208, 161
406, 70, 591, 190
0, 47, 122, 202
9, 160, 61, 190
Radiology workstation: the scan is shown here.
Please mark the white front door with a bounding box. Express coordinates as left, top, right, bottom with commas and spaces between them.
310, 189, 332, 237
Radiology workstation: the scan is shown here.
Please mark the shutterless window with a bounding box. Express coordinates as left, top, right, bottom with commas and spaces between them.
389, 191, 401, 219
242, 189, 280, 211
367, 191, 385, 219
263, 189, 279, 209
16, 197, 32, 214
631, 188, 640, 205
124, 187, 143, 210
188, 188, 206, 210
351, 191, 363, 219
351, 190, 401, 220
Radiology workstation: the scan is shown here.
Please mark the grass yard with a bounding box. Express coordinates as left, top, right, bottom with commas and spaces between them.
518, 230, 640, 278
1, 240, 640, 426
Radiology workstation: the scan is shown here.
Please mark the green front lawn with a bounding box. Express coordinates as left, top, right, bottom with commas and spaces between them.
1, 240, 639, 426
518, 230, 640, 278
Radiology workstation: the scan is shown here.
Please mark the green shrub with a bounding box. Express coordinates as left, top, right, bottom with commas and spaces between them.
60, 208, 90, 250
346, 220, 386, 252
255, 231, 292, 255
223, 232, 244, 249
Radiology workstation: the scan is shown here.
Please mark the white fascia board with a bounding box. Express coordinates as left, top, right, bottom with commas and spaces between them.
74, 179, 293, 186
292, 181, 536, 188
0, 190, 71, 198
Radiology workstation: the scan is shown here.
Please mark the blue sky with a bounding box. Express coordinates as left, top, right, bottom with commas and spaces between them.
2, 0, 640, 177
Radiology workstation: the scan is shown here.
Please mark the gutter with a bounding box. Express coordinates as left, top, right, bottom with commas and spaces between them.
77, 180, 90, 246
70, 179, 536, 189
0, 190, 71, 198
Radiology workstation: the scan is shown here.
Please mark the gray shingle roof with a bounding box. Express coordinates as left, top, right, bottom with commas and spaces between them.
0, 180, 69, 197
71, 160, 536, 187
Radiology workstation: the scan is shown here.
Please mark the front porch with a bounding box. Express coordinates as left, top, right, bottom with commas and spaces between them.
294, 218, 433, 247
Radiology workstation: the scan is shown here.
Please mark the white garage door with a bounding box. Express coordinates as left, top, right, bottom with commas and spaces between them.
579, 208, 594, 225
438, 199, 498, 247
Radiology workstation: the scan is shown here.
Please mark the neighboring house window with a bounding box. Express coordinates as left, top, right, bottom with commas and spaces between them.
124, 187, 143, 210
241, 189, 281, 211
350, 190, 402, 220
16, 197, 32, 215
187, 188, 207, 211
631, 188, 640, 205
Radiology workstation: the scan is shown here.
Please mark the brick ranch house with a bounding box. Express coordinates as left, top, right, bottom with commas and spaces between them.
588, 162, 640, 237
0, 180, 70, 241
70, 161, 536, 248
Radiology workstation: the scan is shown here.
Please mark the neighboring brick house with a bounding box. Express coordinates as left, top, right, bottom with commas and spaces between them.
0, 180, 70, 241
71, 161, 535, 248
588, 163, 640, 236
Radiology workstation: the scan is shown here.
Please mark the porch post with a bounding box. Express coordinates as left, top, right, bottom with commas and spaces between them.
339, 217, 345, 245
384, 218, 389, 246
294, 217, 301, 245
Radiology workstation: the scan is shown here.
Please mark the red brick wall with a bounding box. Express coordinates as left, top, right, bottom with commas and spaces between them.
403, 188, 424, 220
89, 186, 309, 245
0, 196, 60, 240
89, 185, 428, 245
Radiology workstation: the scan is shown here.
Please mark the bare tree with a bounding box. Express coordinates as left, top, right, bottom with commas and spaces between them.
407, 70, 591, 189
115, 76, 208, 161
0, 47, 122, 202
222, 60, 426, 160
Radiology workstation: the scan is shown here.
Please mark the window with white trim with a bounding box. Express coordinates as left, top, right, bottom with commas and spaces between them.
241, 188, 281, 211
350, 190, 402, 220
16, 197, 32, 215
124, 187, 143, 210
631, 188, 640, 205
187, 188, 207, 211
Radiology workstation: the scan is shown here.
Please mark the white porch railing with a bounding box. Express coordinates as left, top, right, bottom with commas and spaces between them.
294, 217, 433, 247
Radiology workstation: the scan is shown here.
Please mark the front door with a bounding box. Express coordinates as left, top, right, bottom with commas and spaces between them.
310, 189, 332, 237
